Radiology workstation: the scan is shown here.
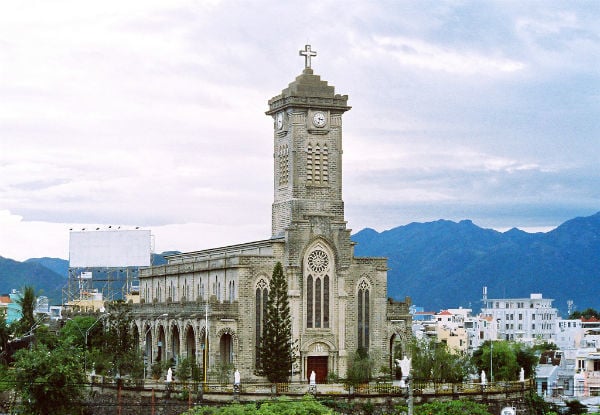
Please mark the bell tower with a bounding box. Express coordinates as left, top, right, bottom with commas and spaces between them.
266, 45, 351, 238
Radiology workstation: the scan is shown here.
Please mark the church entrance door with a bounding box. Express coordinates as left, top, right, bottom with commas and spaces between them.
307, 356, 328, 383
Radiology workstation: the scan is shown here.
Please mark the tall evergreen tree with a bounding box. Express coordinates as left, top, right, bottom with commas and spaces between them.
17, 286, 37, 336
258, 262, 294, 383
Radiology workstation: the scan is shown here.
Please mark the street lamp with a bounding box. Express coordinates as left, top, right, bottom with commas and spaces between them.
490, 341, 494, 383
203, 302, 210, 385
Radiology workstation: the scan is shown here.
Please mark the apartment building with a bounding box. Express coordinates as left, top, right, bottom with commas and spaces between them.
481, 293, 558, 343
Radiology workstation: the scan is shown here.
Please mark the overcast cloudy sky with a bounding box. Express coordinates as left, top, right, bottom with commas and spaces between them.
1, 1, 599, 262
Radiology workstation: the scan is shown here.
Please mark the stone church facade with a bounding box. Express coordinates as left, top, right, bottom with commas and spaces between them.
132, 47, 411, 383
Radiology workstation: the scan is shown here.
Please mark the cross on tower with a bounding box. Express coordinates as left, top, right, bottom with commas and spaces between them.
299, 44, 317, 69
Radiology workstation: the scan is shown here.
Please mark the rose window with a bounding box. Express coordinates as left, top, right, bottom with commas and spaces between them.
308, 250, 329, 273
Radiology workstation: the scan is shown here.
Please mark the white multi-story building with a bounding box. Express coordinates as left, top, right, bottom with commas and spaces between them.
555, 319, 585, 349
480, 293, 558, 344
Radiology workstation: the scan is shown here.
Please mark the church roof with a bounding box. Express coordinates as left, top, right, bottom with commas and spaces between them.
266, 68, 350, 114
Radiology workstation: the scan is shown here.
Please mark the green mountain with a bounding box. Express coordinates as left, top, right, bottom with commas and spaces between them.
352, 211, 600, 316
2, 209, 599, 316
0, 256, 66, 302
0, 253, 175, 305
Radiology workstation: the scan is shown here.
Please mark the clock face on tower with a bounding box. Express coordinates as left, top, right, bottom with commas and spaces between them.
276, 112, 283, 130
312, 111, 326, 128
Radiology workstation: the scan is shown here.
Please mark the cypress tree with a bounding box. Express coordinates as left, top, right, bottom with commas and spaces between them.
258, 262, 294, 383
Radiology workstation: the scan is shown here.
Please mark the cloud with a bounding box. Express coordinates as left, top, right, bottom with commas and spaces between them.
368, 35, 525, 75
0, 1, 598, 261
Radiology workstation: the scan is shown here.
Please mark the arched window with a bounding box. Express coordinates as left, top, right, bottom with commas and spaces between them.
307, 275, 313, 328
306, 249, 330, 329
255, 279, 269, 367
220, 333, 233, 364
229, 281, 236, 302
357, 280, 370, 350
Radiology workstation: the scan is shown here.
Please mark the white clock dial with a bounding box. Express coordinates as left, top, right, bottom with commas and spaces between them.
276, 112, 283, 129
312, 112, 326, 128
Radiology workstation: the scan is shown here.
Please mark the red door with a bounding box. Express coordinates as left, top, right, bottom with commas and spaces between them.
307, 356, 328, 383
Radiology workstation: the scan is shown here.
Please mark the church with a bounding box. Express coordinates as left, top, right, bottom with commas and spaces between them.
132, 46, 412, 383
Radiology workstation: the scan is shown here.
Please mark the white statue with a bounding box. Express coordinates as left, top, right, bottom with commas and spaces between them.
166, 367, 173, 382
309, 370, 316, 385
519, 367, 525, 382
234, 369, 241, 385
399, 356, 412, 379
481, 370, 487, 385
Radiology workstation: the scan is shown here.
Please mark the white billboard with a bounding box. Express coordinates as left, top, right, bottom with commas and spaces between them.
69, 229, 151, 268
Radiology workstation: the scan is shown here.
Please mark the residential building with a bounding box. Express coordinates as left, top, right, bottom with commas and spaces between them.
481, 293, 558, 344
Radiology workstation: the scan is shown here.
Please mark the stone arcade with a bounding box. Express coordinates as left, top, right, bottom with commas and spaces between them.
132, 46, 411, 383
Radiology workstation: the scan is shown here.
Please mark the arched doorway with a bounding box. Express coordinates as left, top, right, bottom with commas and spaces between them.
390, 333, 404, 380
144, 325, 152, 364
200, 326, 209, 383
171, 325, 180, 364
132, 325, 140, 348
305, 342, 331, 384
220, 333, 233, 364
158, 326, 166, 363
185, 326, 196, 359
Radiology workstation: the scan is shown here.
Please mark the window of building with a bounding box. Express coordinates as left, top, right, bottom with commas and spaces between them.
255, 279, 269, 367
229, 281, 235, 302
306, 142, 329, 185
357, 280, 370, 350
278, 144, 289, 186
306, 249, 330, 329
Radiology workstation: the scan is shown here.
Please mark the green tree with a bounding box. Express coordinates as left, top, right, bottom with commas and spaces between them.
0, 312, 12, 363
410, 337, 472, 382
565, 400, 588, 415
472, 340, 520, 381
257, 262, 294, 383
12, 343, 86, 415
177, 356, 192, 382
16, 285, 37, 336
515, 343, 538, 379
533, 341, 559, 352
101, 302, 142, 377
346, 347, 374, 385
186, 395, 334, 414
411, 399, 492, 415
569, 307, 600, 320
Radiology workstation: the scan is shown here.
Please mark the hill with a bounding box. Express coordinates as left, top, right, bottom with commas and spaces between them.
2, 210, 599, 316
0, 253, 176, 305
0, 256, 66, 302
352, 212, 600, 316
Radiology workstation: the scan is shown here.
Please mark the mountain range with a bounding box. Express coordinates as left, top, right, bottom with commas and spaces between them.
352, 211, 600, 315
1, 212, 599, 316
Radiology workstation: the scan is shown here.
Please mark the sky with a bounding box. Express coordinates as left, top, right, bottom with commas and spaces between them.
1, 1, 599, 262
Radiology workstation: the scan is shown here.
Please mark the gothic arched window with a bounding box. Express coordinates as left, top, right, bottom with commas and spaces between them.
306, 249, 330, 329
255, 279, 269, 367
357, 280, 370, 350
